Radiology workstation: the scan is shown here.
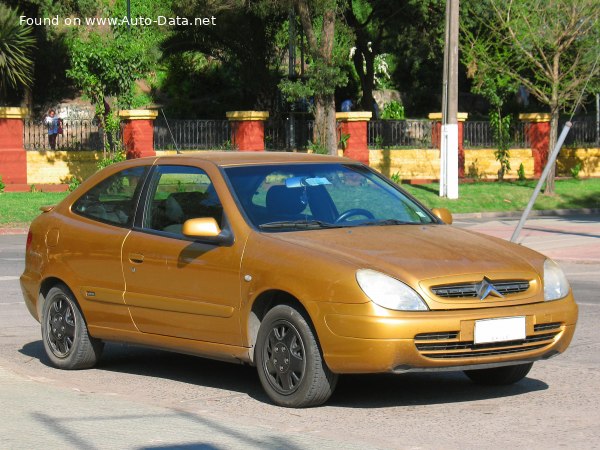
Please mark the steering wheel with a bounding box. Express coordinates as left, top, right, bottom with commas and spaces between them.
335, 208, 375, 224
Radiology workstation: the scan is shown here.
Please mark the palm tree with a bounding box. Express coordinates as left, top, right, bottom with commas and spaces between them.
0, 4, 35, 103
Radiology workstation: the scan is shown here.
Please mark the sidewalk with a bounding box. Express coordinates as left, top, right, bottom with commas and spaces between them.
454, 214, 600, 264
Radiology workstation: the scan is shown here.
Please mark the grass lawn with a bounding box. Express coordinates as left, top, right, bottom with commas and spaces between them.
0, 178, 598, 226
401, 178, 600, 213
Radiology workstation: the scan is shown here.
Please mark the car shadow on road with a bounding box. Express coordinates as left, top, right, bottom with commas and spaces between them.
329, 371, 548, 408
20, 340, 548, 408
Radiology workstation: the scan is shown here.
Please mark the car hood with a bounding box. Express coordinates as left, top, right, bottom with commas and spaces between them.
268, 224, 545, 308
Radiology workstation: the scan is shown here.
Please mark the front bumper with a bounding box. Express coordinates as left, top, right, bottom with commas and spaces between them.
307, 293, 578, 374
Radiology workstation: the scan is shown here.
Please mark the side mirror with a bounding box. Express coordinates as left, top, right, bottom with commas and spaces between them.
431, 207, 453, 224
182, 217, 233, 245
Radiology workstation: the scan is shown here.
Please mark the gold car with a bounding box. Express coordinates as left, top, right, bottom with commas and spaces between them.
20, 152, 578, 407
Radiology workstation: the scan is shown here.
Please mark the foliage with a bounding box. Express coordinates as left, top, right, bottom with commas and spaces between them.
308, 140, 329, 155
0, 3, 36, 101
461, 0, 600, 193
339, 132, 350, 150
467, 160, 482, 180
97, 152, 126, 171
67, 32, 149, 110
66, 176, 81, 192
0, 175, 4, 193
163, 0, 284, 118
380, 100, 405, 120
390, 172, 402, 184
489, 111, 511, 181
517, 163, 526, 182
571, 163, 582, 180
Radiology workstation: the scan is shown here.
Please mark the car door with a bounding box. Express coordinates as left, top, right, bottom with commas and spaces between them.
66, 165, 148, 331
121, 164, 243, 345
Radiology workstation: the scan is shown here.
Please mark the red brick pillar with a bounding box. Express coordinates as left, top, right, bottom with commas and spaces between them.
519, 113, 551, 177
428, 112, 468, 177
226, 111, 269, 151
336, 112, 372, 165
118, 109, 158, 159
0, 107, 28, 184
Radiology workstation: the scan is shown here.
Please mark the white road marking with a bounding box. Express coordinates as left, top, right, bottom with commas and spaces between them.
0, 276, 20, 281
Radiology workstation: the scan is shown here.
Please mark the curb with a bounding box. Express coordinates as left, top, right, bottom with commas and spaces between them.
453, 208, 600, 220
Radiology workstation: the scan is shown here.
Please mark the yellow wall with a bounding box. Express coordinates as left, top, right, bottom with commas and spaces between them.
27, 151, 101, 184
25, 147, 600, 185
369, 147, 600, 180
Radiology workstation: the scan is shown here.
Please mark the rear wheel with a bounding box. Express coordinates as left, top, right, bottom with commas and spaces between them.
464, 362, 533, 385
41, 285, 103, 369
255, 304, 338, 407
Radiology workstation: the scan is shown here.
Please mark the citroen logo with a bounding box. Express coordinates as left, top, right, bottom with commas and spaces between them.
476, 276, 504, 300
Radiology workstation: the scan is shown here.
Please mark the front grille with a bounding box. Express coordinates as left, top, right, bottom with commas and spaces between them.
431, 280, 530, 298
415, 323, 563, 360
415, 332, 459, 341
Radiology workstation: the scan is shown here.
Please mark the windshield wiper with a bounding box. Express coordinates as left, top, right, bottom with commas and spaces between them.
259, 220, 341, 230
361, 219, 414, 226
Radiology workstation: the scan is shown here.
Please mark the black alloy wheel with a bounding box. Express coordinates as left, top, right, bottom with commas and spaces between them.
255, 304, 338, 408
42, 285, 103, 370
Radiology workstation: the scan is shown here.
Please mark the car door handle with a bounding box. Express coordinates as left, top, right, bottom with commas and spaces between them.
129, 253, 145, 263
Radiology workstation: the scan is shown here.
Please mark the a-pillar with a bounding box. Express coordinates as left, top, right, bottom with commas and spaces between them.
0, 107, 28, 184
428, 112, 468, 177
119, 109, 158, 159
336, 111, 372, 165
226, 111, 269, 151
519, 113, 551, 177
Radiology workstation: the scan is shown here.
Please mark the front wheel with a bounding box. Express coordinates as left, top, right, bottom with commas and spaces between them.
464, 362, 533, 385
255, 304, 338, 407
41, 285, 104, 370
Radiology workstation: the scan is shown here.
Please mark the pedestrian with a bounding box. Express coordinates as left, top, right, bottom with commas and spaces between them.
341, 99, 353, 112
44, 109, 61, 150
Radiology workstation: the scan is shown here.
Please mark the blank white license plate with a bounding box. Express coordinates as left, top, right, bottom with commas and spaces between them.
474, 316, 526, 344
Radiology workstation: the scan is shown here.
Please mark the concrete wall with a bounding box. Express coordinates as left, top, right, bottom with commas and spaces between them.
369, 147, 600, 181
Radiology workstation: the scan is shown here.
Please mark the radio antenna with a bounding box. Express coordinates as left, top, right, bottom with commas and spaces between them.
160, 109, 182, 154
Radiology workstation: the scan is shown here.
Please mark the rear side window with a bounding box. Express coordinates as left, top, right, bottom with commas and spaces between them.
72, 166, 147, 226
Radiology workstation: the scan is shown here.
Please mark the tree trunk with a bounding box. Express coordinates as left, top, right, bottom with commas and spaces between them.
544, 110, 559, 195
314, 93, 337, 155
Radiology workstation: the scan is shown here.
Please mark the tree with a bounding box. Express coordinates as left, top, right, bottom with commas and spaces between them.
462, 0, 600, 193
0, 3, 35, 103
342, 0, 404, 114
162, 0, 285, 118
67, 32, 149, 157
281, 0, 348, 154
462, 24, 518, 181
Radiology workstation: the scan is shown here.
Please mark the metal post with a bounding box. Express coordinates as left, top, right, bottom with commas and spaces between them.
440, 0, 459, 199
511, 122, 572, 242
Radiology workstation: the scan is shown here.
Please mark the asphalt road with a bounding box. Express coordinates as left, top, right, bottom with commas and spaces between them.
1, 233, 599, 449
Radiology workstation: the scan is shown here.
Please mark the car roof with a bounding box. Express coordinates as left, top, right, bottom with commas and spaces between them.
137, 151, 356, 167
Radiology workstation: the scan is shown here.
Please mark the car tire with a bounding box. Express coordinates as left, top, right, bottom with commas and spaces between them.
41, 285, 104, 370
464, 362, 533, 385
255, 304, 338, 407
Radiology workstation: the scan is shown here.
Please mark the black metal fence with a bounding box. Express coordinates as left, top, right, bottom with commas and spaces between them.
153, 118, 232, 150
561, 116, 600, 147
23, 115, 600, 151
368, 120, 434, 149
463, 121, 530, 149
24, 119, 104, 150
265, 116, 314, 150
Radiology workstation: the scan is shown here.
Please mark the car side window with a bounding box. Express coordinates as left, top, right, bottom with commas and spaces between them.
72, 166, 147, 226
144, 165, 224, 234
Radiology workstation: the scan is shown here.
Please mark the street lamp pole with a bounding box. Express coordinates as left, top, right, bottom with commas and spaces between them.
440, 0, 459, 199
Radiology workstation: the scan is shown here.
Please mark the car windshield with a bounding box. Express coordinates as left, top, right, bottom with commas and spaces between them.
224, 163, 435, 231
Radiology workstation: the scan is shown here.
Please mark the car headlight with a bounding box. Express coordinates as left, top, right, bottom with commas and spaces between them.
543, 259, 570, 301
356, 269, 428, 311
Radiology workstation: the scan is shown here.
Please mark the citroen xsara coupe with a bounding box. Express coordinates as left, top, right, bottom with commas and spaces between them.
20, 152, 578, 407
